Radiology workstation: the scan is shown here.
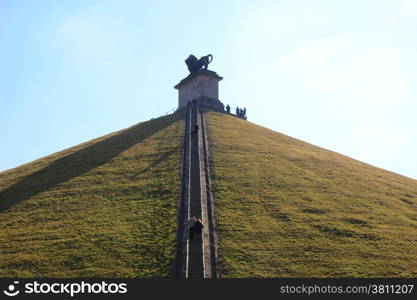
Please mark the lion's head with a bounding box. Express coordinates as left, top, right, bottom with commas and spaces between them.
185, 55, 198, 68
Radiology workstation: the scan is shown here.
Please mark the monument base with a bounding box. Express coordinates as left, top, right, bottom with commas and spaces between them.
175, 69, 224, 112
176, 96, 224, 113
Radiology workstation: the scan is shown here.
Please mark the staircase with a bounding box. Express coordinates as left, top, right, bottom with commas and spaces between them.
187, 101, 205, 278
173, 101, 218, 278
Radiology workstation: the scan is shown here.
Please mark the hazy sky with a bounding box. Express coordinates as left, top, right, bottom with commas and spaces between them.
1, 0, 417, 179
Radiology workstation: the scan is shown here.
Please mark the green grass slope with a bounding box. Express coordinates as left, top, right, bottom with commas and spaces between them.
0, 113, 183, 277
206, 112, 417, 277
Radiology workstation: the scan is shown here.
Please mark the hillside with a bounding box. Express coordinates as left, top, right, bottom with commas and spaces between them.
206, 112, 417, 277
2, 108, 417, 278
0, 113, 183, 277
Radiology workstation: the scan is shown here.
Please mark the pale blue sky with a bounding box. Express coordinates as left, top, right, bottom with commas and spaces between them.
1, 0, 417, 179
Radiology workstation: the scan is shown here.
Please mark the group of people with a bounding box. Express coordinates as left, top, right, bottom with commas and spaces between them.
225, 104, 247, 119
188, 216, 203, 241
235, 107, 247, 119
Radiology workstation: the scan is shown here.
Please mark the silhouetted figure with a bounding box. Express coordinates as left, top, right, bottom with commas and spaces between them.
243, 107, 247, 118
188, 216, 197, 226
226, 104, 230, 113
236, 107, 240, 116
188, 216, 197, 240
192, 124, 199, 135
190, 218, 203, 241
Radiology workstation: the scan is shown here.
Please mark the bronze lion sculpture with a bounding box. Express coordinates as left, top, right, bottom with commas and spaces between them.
185, 54, 213, 73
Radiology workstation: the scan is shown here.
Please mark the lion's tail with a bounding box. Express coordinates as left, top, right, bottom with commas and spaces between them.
207, 54, 213, 64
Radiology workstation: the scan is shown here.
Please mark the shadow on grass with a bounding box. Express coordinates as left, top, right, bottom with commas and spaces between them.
130, 149, 177, 181
0, 113, 182, 211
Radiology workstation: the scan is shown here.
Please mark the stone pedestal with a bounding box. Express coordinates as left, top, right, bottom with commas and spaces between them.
175, 70, 224, 111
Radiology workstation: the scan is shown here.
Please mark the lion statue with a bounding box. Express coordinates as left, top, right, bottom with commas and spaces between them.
185, 54, 213, 73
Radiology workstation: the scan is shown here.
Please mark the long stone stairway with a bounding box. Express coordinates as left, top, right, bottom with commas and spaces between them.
173, 101, 218, 278
187, 101, 204, 278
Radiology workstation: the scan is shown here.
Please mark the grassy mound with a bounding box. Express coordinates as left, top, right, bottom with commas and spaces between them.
0, 113, 183, 277
206, 112, 417, 277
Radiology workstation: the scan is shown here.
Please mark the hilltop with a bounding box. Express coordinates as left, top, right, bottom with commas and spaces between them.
206, 112, 417, 277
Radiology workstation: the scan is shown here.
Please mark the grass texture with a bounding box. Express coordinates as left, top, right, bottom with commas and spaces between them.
206, 112, 417, 277
0, 113, 183, 277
